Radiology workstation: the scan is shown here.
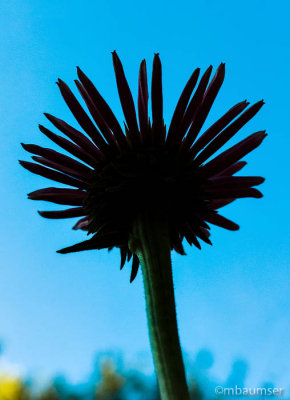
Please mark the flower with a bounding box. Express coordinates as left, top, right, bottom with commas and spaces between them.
20, 51, 266, 282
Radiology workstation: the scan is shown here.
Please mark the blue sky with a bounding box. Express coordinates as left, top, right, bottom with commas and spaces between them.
0, 0, 289, 392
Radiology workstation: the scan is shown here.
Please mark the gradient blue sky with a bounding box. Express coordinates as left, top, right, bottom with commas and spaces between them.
0, 0, 289, 392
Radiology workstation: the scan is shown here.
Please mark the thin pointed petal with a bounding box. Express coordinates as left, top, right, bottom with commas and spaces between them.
57, 79, 109, 153
130, 254, 140, 283
44, 113, 101, 158
196, 100, 265, 164
204, 131, 267, 177
195, 227, 212, 245
21, 143, 93, 178
28, 187, 86, 205
138, 59, 149, 138
120, 248, 127, 270
57, 233, 127, 254
31, 156, 89, 182
208, 176, 265, 189
112, 51, 139, 144
151, 53, 164, 144
39, 124, 99, 167
208, 187, 263, 199
208, 199, 236, 209
75, 80, 117, 147
38, 207, 85, 219
19, 160, 87, 189
167, 68, 200, 146
73, 217, 89, 230
183, 63, 226, 149
178, 66, 213, 141
213, 161, 247, 177
204, 213, 239, 231
191, 101, 249, 155
77, 66, 127, 147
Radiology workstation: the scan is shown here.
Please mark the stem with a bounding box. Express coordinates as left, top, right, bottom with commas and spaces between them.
131, 214, 190, 400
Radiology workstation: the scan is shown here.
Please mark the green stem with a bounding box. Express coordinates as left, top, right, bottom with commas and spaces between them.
131, 214, 190, 400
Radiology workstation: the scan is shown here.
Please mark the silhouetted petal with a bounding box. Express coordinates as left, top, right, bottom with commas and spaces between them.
138, 60, 149, 139
73, 217, 89, 230
204, 131, 267, 176
204, 213, 239, 231
112, 51, 139, 145
208, 188, 263, 199
39, 124, 99, 167
196, 100, 265, 164
130, 254, 140, 283
179, 66, 213, 141
183, 63, 225, 150
44, 113, 101, 157
166, 68, 200, 146
75, 80, 117, 147
31, 156, 89, 182
57, 79, 109, 154
19, 160, 87, 189
214, 161, 247, 177
208, 176, 265, 189
191, 101, 249, 155
57, 233, 127, 253
21, 143, 93, 178
38, 207, 85, 219
29, 187, 86, 205
151, 54, 164, 144
77, 67, 127, 147
120, 248, 127, 270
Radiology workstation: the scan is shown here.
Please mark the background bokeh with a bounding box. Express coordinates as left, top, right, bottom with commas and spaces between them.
0, 0, 289, 397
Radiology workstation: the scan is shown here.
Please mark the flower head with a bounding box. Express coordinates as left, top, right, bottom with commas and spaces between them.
21, 52, 266, 282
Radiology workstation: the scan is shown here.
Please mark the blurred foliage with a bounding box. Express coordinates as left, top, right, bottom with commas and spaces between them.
0, 348, 282, 400
0, 375, 30, 400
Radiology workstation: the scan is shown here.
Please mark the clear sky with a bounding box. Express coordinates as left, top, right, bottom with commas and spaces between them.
0, 0, 289, 393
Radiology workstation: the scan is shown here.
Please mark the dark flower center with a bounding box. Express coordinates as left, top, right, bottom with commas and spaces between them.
85, 142, 209, 237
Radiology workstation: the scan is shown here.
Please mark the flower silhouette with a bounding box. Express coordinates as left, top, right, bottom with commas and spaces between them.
21, 51, 266, 282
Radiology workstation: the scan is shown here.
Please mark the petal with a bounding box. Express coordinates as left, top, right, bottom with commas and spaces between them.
208, 199, 236, 209
112, 51, 139, 145
208, 176, 265, 189
196, 100, 265, 164
191, 101, 249, 155
130, 254, 140, 283
28, 187, 86, 205
57, 233, 127, 253
183, 224, 201, 249
207, 187, 263, 199
74, 80, 117, 147
183, 63, 225, 149
203, 131, 267, 177
38, 207, 85, 219
31, 156, 89, 182
21, 143, 93, 178
39, 124, 98, 167
166, 68, 200, 146
213, 161, 247, 177
204, 213, 239, 231
57, 79, 109, 154
171, 231, 186, 255
151, 53, 164, 144
194, 226, 212, 245
179, 66, 213, 141
138, 59, 149, 138
77, 67, 127, 147
44, 113, 101, 158
19, 160, 87, 189
120, 248, 127, 270
73, 217, 89, 230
